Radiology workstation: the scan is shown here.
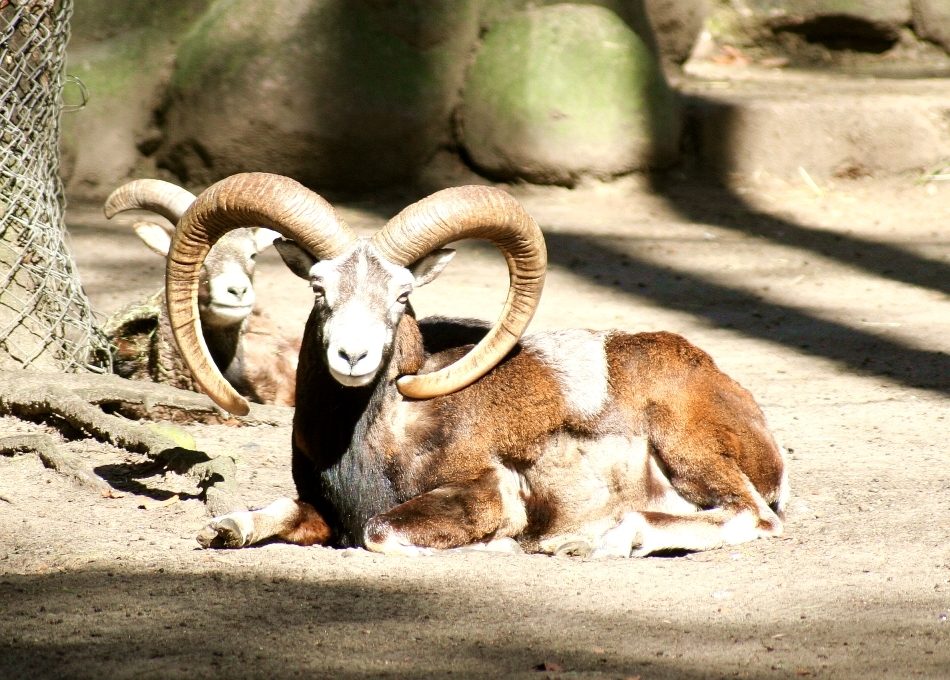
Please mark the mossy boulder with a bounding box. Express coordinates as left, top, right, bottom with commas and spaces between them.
157, 0, 481, 192
458, 4, 681, 185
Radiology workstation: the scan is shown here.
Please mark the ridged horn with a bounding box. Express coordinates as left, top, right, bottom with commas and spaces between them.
372, 185, 546, 399
103, 179, 196, 223
166, 173, 356, 415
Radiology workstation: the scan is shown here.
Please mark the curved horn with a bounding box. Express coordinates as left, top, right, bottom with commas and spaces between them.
103, 179, 196, 223
166, 172, 356, 415
372, 185, 546, 399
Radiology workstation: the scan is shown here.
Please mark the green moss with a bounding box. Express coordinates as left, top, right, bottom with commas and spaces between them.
461, 4, 680, 181
68, 38, 154, 100
171, 0, 266, 93
490, 19, 653, 132
67, 0, 216, 103
70, 0, 213, 45
479, 0, 652, 40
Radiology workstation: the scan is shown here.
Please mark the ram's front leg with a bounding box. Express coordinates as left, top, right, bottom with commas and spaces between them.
363, 465, 526, 555
197, 497, 332, 549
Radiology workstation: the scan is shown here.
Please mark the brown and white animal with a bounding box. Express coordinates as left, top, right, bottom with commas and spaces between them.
166, 172, 788, 557
102, 179, 298, 406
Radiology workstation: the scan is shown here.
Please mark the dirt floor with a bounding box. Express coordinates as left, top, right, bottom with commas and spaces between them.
0, 171, 947, 679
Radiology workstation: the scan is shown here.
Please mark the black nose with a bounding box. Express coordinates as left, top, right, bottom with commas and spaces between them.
338, 348, 368, 368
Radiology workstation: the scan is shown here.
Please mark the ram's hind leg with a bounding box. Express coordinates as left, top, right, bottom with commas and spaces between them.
620, 375, 788, 556
593, 503, 782, 558
196, 497, 331, 549
603, 455, 785, 557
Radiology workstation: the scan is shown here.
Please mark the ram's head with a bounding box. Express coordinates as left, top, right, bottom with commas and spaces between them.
163, 173, 547, 415
104, 179, 278, 328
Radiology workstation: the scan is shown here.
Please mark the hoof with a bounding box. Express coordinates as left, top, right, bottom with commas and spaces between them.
554, 540, 593, 558
196, 517, 247, 549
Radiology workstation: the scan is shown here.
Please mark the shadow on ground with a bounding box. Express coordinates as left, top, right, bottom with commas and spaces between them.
1, 568, 945, 679
542, 225, 949, 395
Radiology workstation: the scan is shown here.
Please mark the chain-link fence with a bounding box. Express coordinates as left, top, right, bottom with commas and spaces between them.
0, 0, 110, 372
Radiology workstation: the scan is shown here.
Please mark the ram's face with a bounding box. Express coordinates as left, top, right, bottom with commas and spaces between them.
276, 239, 454, 387
197, 228, 280, 328
308, 243, 414, 386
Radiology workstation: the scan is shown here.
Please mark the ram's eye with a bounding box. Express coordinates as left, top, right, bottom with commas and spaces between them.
396, 292, 410, 305
311, 281, 325, 298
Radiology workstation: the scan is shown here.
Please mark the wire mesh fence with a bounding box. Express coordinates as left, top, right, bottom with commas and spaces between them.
0, 0, 110, 372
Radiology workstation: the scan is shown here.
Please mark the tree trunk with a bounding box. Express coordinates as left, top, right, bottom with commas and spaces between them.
0, 0, 109, 372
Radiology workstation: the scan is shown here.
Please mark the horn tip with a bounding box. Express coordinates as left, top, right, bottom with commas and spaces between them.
226, 397, 251, 417
395, 375, 423, 400
103, 195, 119, 219
396, 374, 453, 400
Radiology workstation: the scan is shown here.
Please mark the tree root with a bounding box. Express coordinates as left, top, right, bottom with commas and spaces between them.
0, 433, 115, 498
0, 370, 291, 426
0, 371, 288, 513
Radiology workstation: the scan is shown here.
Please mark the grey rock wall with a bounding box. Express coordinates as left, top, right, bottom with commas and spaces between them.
60, 0, 950, 197
63, 0, 685, 196
914, 0, 950, 51
156, 0, 482, 192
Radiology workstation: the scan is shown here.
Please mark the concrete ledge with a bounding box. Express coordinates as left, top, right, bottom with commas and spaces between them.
680, 68, 950, 180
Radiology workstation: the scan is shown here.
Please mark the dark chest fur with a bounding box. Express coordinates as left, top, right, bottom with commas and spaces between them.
290, 313, 405, 546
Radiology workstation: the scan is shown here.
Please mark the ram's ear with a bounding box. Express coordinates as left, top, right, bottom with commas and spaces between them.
252, 227, 282, 253
133, 221, 174, 256
274, 238, 318, 280
409, 248, 455, 287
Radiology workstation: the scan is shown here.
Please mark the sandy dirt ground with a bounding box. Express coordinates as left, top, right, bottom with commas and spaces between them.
0, 173, 947, 679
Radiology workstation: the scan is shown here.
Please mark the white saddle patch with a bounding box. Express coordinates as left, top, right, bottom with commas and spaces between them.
523, 329, 610, 419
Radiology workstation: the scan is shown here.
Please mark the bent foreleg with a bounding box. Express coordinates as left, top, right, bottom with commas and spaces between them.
363, 464, 525, 555
197, 496, 331, 549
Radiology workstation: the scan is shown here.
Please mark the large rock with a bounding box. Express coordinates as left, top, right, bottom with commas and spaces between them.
458, 4, 681, 185
62, 1, 212, 197
156, 0, 481, 192
914, 0, 950, 52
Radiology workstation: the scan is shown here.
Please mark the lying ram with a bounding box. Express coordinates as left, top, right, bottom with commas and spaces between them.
102, 179, 298, 406
165, 173, 788, 557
